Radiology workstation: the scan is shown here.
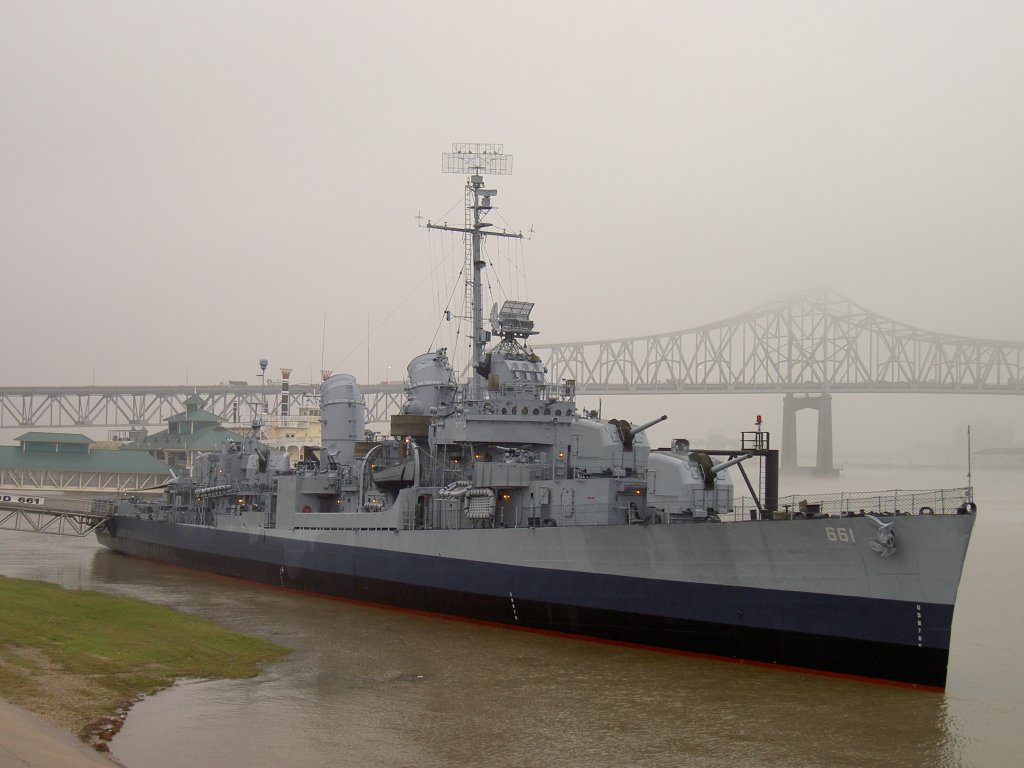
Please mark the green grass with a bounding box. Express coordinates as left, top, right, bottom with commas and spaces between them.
0, 575, 289, 740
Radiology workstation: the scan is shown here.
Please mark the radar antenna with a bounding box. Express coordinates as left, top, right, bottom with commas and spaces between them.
427, 143, 523, 399
441, 143, 514, 176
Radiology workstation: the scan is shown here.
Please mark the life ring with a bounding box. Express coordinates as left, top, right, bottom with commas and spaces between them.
919, 506, 934, 515
302, 505, 312, 513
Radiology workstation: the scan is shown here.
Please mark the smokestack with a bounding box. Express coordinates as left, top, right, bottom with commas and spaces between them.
320, 374, 365, 469
280, 368, 292, 417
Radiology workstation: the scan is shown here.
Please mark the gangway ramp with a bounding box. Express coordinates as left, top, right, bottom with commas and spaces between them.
0, 493, 110, 537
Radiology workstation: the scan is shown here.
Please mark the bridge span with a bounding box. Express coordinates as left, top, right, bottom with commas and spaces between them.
533, 289, 1024, 471
2, 291, 1021, 471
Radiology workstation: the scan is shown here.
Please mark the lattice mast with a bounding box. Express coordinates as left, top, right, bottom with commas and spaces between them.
426, 143, 523, 395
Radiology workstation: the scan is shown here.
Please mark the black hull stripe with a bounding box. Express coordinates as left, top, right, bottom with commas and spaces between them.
97, 524, 952, 688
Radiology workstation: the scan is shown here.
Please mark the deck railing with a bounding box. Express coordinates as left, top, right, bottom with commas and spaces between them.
730, 487, 973, 522
426, 487, 975, 530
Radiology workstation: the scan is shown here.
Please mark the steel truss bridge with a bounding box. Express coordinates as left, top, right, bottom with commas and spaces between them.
2, 291, 1021, 469
533, 289, 1024, 396
531, 289, 1023, 469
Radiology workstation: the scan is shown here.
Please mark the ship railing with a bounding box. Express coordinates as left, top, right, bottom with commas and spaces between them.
428, 487, 970, 528
427, 501, 642, 529
91, 499, 119, 516
486, 382, 576, 402
90, 497, 170, 520
424, 487, 974, 530
730, 487, 974, 522
426, 466, 555, 487
453, 381, 576, 407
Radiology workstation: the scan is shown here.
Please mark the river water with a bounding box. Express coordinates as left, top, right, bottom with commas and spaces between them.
1, 465, 1021, 768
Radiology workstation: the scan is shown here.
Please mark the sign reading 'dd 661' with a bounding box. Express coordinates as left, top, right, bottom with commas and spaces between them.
0, 493, 46, 505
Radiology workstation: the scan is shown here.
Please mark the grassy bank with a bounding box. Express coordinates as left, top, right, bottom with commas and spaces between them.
0, 575, 289, 744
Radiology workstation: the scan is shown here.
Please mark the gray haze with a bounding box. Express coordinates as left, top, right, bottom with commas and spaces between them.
2, 1, 1023, 456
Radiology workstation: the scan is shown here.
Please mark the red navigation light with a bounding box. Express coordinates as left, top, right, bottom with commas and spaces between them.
756, 414, 763, 425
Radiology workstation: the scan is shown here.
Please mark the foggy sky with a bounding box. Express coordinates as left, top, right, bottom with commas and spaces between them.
2, 1, 1023, 455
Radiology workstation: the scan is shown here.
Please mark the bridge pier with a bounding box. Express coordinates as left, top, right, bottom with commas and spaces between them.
781, 393, 836, 474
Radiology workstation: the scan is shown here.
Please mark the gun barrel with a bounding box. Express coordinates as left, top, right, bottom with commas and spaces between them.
710, 453, 752, 474
628, 414, 668, 438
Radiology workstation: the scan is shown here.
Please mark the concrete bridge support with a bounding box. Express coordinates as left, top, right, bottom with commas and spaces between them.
781, 393, 834, 473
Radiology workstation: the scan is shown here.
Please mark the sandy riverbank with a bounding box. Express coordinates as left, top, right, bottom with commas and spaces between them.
0, 699, 121, 768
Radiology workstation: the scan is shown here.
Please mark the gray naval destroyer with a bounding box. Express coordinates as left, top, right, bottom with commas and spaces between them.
95, 144, 976, 688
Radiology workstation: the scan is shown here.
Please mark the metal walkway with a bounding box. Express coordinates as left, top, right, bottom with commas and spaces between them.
0, 494, 110, 537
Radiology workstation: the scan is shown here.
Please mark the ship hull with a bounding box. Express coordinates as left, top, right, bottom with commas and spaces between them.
96, 513, 973, 688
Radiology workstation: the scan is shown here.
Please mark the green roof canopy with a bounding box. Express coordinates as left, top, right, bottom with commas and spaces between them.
0, 445, 171, 473
15, 432, 94, 445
